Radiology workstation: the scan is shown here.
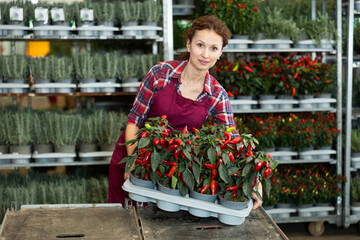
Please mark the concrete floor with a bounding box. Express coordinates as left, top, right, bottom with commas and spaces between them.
279, 222, 360, 239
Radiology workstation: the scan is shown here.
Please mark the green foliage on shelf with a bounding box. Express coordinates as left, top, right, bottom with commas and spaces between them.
73, 52, 96, 80
140, 0, 162, 23
351, 129, 360, 153
2, 106, 32, 146
94, 52, 118, 80
93, 1, 115, 23
0, 170, 108, 225
32, 111, 51, 145
95, 110, 127, 146
118, 54, 139, 79
48, 112, 81, 147
0, 2, 11, 23
79, 110, 97, 145
351, 174, 360, 203
139, 54, 160, 79
1, 55, 27, 80
117, 0, 141, 23
28, 56, 50, 81
49, 56, 74, 82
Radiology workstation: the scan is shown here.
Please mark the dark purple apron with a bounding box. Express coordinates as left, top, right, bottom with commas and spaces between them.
108, 78, 209, 206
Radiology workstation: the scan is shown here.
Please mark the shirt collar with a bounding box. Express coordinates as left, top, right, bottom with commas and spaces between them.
170, 60, 212, 96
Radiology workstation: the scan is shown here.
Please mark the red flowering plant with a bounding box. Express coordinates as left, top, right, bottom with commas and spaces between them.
292, 113, 316, 151
203, 0, 259, 36
313, 112, 340, 148
275, 114, 297, 148
216, 59, 257, 97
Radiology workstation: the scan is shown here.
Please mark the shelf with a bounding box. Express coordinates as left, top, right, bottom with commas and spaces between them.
232, 107, 336, 113
0, 91, 137, 97
0, 34, 163, 41
175, 48, 336, 55
0, 160, 110, 169
273, 214, 339, 224
278, 158, 337, 165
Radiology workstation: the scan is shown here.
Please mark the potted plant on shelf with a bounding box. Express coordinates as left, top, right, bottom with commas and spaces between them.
117, 0, 141, 36
94, 110, 127, 154
203, 0, 259, 39
32, 111, 54, 163
118, 54, 140, 92
4, 106, 32, 164
73, 52, 96, 92
78, 111, 98, 162
0, 107, 9, 157
140, 0, 162, 37
48, 112, 81, 162
50, 2, 75, 36
351, 175, 360, 211
2, 55, 28, 93
49, 56, 74, 93
93, 0, 116, 36
313, 12, 336, 49
293, 113, 316, 156
31, 2, 51, 36
94, 52, 118, 92
352, 129, 360, 158
29, 56, 51, 93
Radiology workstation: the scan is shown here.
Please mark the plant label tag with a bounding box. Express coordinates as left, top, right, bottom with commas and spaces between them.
35, 7, 48, 22
51, 8, 65, 22
80, 8, 93, 21
10, 7, 23, 21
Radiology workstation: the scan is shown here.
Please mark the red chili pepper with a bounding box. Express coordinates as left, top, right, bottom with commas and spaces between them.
139, 147, 147, 157
141, 150, 152, 165
144, 172, 149, 180
174, 148, 180, 161
167, 143, 179, 152
178, 169, 181, 178
188, 164, 193, 169
160, 139, 168, 149
204, 163, 216, 169
210, 169, 217, 180
216, 158, 223, 168
233, 191, 238, 197
140, 131, 149, 138
181, 151, 186, 159
165, 161, 177, 166
228, 151, 235, 163
182, 126, 188, 135
156, 170, 162, 177
186, 140, 191, 145
264, 161, 270, 168
254, 161, 263, 172
226, 185, 239, 191
230, 137, 241, 145
210, 180, 217, 195
194, 135, 199, 141
224, 132, 231, 141
168, 165, 177, 178
293, 71, 299, 79
200, 184, 210, 194
180, 175, 187, 186
192, 127, 200, 134
245, 66, 253, 73
161, 115, 167, 119
174, 138, 183, 146
251, 176, 257, 189
168, 139, 174, 145
291, 87, 296, 97
231, 170, 241, 177
135, 158, 142, 164
152, 139, 160, 146
264, 167, 272, 178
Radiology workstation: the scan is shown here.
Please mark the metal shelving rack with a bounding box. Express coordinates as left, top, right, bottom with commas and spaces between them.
174, 0, 344, 232
0, 0, 173, 169
344, 0, 360, 229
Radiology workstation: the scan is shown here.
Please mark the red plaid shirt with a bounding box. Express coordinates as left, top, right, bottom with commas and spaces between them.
128, 60, 239, 137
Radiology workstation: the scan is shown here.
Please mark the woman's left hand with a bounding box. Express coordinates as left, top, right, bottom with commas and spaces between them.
252, 181, 263, 210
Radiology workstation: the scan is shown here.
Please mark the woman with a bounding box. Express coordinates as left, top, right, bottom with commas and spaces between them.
108, 15, 263, 210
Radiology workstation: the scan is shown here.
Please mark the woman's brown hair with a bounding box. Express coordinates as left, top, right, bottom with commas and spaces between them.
177, 15, 231, 76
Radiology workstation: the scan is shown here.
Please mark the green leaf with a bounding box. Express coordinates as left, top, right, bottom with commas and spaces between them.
151, 150, 161, 172
270, 160, 280, 169
203, 177, 210, 187
219, 164, 231, 183
149, 171, 158, 183
243, 181, 252, 198
224, 191, 232, 201
222, 151, 230, 165
124, 156, 136, 173
120, 138, 138, 146
242, 164, 252, 177
119, 155, 135, 164
183, 148, 192, 160
263, 177, 272, 197
228, 167, 240, 176
178, 181, 188, 196
192, 163, 200, 184
183, 169, 194, 189
159, 165, 165, 176
138, 137, 150, 149
171, 175, 178, 189
207, 147, 216, 164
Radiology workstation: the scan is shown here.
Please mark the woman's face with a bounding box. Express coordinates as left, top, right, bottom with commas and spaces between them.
186, 29, 223, 72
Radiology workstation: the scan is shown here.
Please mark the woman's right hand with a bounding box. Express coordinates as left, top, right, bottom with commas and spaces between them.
124, 172, 130, 180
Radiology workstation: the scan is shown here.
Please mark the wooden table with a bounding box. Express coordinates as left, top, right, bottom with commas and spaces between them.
0, 204, 287, 240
